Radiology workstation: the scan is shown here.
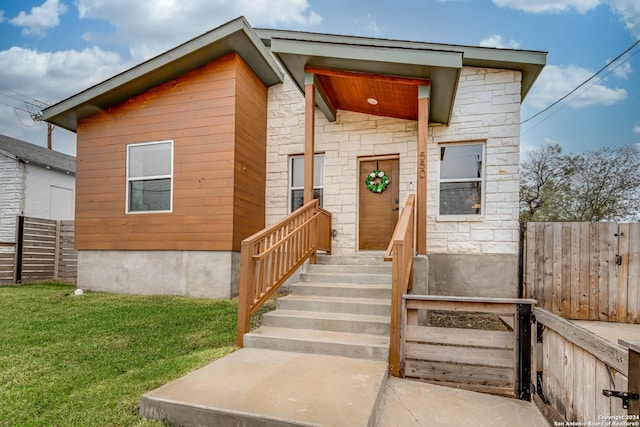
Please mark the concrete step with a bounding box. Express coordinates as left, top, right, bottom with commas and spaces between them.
262, 309, 390, 335
140, 348, 389, 427
243, 326, 390, 360
300, 272, 391, 285
307, 263, 391, 275
317, 254, 387, 266
290, 282, 391, 299
277, 294, 391, 316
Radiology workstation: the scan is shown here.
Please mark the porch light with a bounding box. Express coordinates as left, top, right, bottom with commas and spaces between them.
367, 97, 378, 105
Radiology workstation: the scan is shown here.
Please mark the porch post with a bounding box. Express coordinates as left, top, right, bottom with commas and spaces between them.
416, 86, 430, 255
304, 73, 316, 204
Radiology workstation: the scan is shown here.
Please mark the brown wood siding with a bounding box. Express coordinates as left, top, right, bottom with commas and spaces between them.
75, 52, 249, 251
232, 55, 268, 250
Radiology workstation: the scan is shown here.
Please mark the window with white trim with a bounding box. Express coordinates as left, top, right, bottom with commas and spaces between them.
439, 143, 484, 216
126, 140, 173, 213
289, 154, 324, 212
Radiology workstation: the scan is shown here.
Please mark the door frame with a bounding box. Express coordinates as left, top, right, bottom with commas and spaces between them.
357, 154, 400, 252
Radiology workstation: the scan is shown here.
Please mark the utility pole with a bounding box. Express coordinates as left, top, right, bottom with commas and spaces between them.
47, 123, 53, 149
25, 100, 54, 150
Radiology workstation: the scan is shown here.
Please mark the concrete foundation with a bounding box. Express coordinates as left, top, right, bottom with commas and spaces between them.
411, 255, 429, 295
427, 253, 518, 298
77, 250, 240, 298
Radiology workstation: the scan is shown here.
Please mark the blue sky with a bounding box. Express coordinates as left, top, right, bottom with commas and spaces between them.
0, 0, 639, 157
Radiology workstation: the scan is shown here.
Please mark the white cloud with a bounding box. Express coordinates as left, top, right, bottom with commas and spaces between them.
361, 13, 381, 35
525, 64, 627, 109
76, 0, 322, 62
633, 123, 640, 135
0, 46, 124, 109
519, 137, 565, 155
10, 0, 68, 36
519, 140, 538, 155
0, 46, 124, 155
492, 0, 640, 39
608, 0, 640, 39
611, 59, 633, 79
479, 34, 521, 49
492, 0, 602, 13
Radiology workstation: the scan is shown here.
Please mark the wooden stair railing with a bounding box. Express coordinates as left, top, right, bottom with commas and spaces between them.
384, 194, 415, 377
236, 200, 332, 347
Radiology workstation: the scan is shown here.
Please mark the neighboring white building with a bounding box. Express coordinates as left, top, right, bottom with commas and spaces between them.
0, 134, 76, 245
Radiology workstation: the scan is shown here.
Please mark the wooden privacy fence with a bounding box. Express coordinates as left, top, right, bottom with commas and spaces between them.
525, 222, 640, 323
0, 216, 77, 284
0, 242, 16, 283
400, 295, 536, 400
534, 308, 633, 422
236, 200, 331, 346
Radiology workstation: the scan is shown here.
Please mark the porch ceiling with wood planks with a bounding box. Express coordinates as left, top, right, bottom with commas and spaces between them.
267, 35, 460, 124
306, 67, 430, 121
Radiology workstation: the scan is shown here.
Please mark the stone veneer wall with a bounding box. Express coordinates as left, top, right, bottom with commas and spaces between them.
429, 67, 522, 255
265, 67, 522, 259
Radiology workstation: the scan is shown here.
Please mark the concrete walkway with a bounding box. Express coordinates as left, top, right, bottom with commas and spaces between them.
378, 377, 550, 427
140, 348, 389, 426
140, 347, 550, 426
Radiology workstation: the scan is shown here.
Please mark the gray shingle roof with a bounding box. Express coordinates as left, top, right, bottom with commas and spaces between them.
0, 134, 75, 174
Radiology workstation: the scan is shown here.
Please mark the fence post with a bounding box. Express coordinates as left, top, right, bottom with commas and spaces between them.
309, 202, 317, 265
620, 339, 640, 416
53, 220, 61, 280
389, 241, 403, 377
518, 222, 526, 298
517, 302, 533, 401
236, 241, 255, 348
14, 216, 24, 283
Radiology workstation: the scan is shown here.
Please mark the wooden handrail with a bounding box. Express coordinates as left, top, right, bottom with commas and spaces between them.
385, 194, 415, 377
317, 207, 332, 254
236, 200, 332, 347
534, 308, 627, 373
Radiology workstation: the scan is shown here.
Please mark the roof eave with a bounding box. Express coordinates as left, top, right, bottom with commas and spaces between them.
259, 28, 547, 102
19, 158, 76, 175
42, 17, 284, 133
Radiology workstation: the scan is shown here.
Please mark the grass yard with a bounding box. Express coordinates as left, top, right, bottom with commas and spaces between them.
0, 282, 240, 426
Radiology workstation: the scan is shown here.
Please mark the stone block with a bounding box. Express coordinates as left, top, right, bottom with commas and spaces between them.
470, 229, 494, 241
485, 71, 516, 84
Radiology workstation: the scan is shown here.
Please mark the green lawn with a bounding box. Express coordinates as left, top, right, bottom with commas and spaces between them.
0, 282, 240, 426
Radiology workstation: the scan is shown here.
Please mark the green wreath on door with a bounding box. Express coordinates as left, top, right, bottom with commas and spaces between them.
366, 170, 390, 193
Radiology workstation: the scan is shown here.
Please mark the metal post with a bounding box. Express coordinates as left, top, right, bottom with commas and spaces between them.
15, 216, 24, 283
517, 303, 532, 401
518, 222, 526, 298
620, 339, 640, 416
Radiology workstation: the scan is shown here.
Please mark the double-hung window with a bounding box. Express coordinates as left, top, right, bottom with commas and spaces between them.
289, 154, 324, 212
126, 140, 173, 213
439, 143, 484, 216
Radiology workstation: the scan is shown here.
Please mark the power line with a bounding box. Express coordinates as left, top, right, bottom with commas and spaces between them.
521, 45, 640, 136
0, 84, 50, 108
522, 38, 640, 125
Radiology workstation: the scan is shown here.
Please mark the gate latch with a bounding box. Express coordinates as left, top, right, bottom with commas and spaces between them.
602, 389, 639, 410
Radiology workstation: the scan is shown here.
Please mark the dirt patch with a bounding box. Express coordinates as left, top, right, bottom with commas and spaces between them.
426, 310, 512, 331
